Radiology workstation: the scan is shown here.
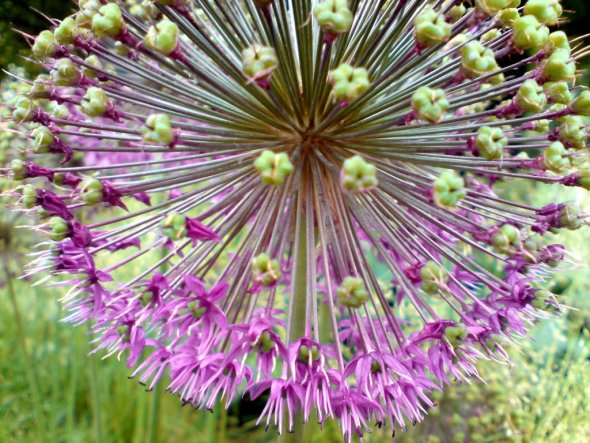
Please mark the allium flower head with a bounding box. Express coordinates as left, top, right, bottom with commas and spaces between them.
2, 0, 590, 440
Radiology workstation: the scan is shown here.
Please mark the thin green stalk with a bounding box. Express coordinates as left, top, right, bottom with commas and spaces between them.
145, 386, 161, 443
3, 264, 47, 442
88, 326, 104, 443
280, 192, 309, 443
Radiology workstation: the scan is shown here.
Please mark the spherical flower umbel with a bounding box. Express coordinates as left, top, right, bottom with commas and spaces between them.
2, 0, 589, 441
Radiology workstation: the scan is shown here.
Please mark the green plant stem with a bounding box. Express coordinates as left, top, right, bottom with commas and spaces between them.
3, 264, 47, 441
280, 206, 308, 443
88, 326, 104, 443
146, 388, 161, 443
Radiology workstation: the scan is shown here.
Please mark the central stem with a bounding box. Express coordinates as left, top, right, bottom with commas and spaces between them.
280, 191, 309, 442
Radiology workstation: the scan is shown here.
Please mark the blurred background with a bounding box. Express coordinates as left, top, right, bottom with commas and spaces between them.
1, 1, 589, 442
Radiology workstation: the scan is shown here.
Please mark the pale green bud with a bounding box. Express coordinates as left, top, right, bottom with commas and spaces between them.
161, 212, 186, 240
460, 41, 502, 81
51, 58, 81, 86
242, 45, 278, 82
32, 30, 59, 60
10, 159, 27, 181
534, 119, 550, 133
22, 185, 39, 208
31, 126, 55, 153
80, 177, 104, 204
251, 253, 282, 286
558, 116, 586, 149
82, 55, 102, 79
542, 49, 575, 82
512, 15, 549, 51
144, 19, 179, 55
543, 141, 571, 173
420, 261, 448, 295
515, 79, 547, 113
91, 3, 124, 38
448, 4, 467, 24
30, 74, 53, 99
50, 217, 70, 241
434, 171, 466, 208
414, 9, 452, 47
575, 167, 590, 191
54, 17, 77, 44
492, 224, 521, 254
141, 114, 174, 145
330, 64, 370, 102
475, 126, 508, 160
50, 103, 70, 120
560, 202, 583, 230
498, 8, 520, 27
313, 0, 353, 35
340, 155, 378, 193
336, 276, 369, 308
545, 31, 570, 56
12, 97, 36, 122
572, 91, 590, 117
412, 86, 449, 123
475, 0, 521, 16
523, 0, 563, 26
481, 29, 501, 44
81, 87, 110, 117
253, 150, 293, 186
543, 81, 572, 104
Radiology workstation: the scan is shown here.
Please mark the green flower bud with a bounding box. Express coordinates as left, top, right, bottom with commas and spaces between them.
336, 276, 369, 308
129, 1, 157, 20
30, 75, 53, 99
32, 30, 59, 60
22, 185, 39, 208
253, 150, 293, 186
560, 202, 583, 230
76, 0, 100, 29
543, 141, 571, 173
144, 19, 179, 55
141, 113, 174, 145
80, 177, 104, 204
10, 159, 27, 181
460, 41, 501, 81
572, 91, 590, 116
543, 81, 572, 104
546, 31, 570, 56
412, 86, 449, 123
298, 344, 320, 363
492, 224, 521, 254
444, 326, 467, 346
498, 8, 520, 27
50, 103, 70, 120
434, 171, 466, 208
523, 0, 562, 26
414, 9, 452, 47
31, 126, 55, 153
12, 97, 36, 122
54, 17, 77, 44
51, 58, 81, 86
481, 29, 501, 44
256, 330, 274, 353
330, 64, 370, 102
420, 261, 448, 295
81, 87, 110, 117
448, 4, 466, 23
534, 119, 550, 133
515, 79, 547, 113
575, 167, 590, 190
114, 41, 129, 57
187, 301, 207, 319
50, 217, 70, 241
512, 15, 549, 51
558, 116, 586, 149
82, 55, 102, 79
91, 3, 124, 38
475, 126, 508, 160
242, 45, 279, 83
251, 253, 282, 286
475, 0, 521, 16
340, 155, 378, 193
543, 49, 575, 82
161, 212, 186, 240
313, 0, 353, 35
523, 234, 543, 255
